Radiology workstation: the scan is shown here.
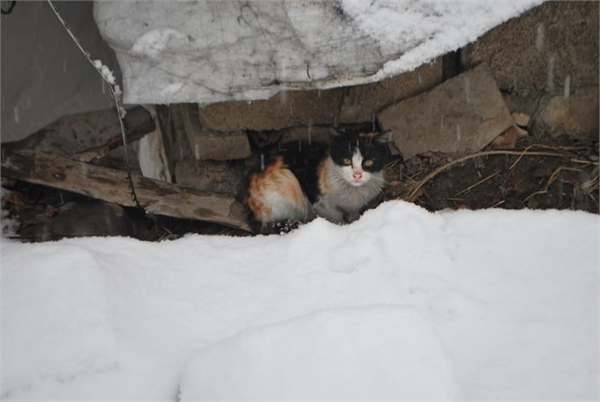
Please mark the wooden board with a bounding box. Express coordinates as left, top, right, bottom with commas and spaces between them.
1, 149, 251, 232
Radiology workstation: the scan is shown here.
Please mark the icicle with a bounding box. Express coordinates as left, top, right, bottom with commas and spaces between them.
564, 75, 571, 99
260, 153, 265, 171
41, 225, 49, 243
459, 48, 468, 68
195, 143, 200, 160
546, 55, 555, 92
279, 89, 288, 105
13, 106, 19, 123
101, 79, 106, 94
535, 23, 545, 51
557, 180, 564, 204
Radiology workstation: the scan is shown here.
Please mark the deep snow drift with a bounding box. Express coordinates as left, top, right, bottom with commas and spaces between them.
94, 0, 544, 104
2, 201, 598, 400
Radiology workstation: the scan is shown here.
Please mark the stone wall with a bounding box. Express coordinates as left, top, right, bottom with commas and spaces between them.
465, 1, 599, 115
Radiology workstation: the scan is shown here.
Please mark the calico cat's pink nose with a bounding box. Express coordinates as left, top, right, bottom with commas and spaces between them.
353, 172, 362, 180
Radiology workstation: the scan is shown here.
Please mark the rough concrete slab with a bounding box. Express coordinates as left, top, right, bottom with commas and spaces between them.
280, 126, 331, 144
197, 89, 344, 132
378, 64, 513, 160
175, 160, 244, 196
175, 104, 251, 161
339, 58, 443, 124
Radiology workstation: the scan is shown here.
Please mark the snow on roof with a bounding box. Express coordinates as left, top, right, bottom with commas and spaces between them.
93, 0, 544, 105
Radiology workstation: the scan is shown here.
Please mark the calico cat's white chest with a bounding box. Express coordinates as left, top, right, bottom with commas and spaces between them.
313, 159, 384, 224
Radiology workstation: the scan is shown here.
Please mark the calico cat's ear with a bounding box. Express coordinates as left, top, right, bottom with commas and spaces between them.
374, 129, 392, 144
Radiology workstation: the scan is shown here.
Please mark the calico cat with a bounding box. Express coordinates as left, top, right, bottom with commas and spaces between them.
245, 128, 389, 233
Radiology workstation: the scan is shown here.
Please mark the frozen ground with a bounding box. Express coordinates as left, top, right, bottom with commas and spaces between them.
94, 0, 544, 104
2, 201, 598, 400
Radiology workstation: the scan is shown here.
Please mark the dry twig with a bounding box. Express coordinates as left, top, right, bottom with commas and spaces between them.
454, 170, 501, 197
407, 149, 597, 202
523, 166, 581, 204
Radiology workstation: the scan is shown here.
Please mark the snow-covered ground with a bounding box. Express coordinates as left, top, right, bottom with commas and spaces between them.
2, 201, 598, 400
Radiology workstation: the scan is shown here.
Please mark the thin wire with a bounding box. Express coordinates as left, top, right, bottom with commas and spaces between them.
46, 0, 144, 211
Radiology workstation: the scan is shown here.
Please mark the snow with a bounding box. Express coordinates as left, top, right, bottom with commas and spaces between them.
130, 29, 188, 60
2, 201, 598, 400
93, 0, 545, 105
92, 59, 116, 86
179, 307, 463, 400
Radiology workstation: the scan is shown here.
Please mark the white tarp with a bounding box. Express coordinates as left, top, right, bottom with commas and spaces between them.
93, 0, 544, 105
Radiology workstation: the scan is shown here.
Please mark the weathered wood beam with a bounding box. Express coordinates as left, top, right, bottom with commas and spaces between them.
1, 149, 251, 232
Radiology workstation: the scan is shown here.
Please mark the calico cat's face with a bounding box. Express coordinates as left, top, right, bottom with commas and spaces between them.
329, 129, 389, 187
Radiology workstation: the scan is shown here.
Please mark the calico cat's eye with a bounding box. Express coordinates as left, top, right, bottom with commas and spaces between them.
342, 158, 352, 165
363, 159, 374, 167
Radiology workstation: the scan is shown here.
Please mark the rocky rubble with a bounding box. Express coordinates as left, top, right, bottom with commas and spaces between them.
1, 1, 598, 240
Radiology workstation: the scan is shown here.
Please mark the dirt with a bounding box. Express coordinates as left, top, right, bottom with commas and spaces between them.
2, 134, 598, 242
385, 134, 599, 214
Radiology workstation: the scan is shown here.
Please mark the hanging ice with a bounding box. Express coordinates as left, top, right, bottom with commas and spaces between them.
279, 90, 288, 106
564, 75, 571, 99
546, 55, 555, 91
535, 23, 545, 51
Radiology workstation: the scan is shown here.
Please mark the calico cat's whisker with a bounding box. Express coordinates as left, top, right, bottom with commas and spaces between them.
330, 177, 346, 192
366, 179, 384, 194
370, 176, 388, 185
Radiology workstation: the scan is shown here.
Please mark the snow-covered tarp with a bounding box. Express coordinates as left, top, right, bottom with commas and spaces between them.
2, 201, 598, 400
93, 0, 544, 105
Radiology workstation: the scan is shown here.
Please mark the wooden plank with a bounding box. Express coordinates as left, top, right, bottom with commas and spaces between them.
2, 106, 155, 162
1, 149, 251, 232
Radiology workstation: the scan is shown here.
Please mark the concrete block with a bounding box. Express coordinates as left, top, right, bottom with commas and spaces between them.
378, 64, 513, 160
